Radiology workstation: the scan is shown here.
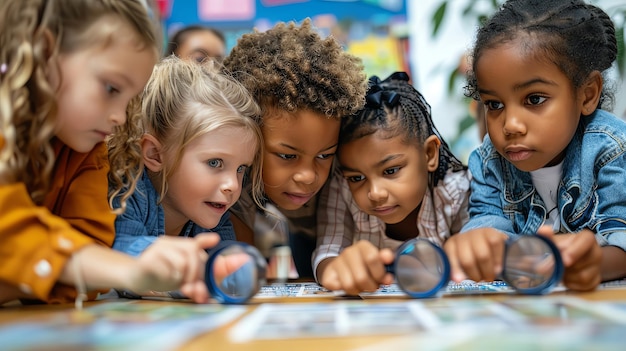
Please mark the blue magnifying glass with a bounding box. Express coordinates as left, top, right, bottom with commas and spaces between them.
385, 235, 563, 298
501, 235, 563, 295
385, 239, 451, 298
205, 241, 267, 304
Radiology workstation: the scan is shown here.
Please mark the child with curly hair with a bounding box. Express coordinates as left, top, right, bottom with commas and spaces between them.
444, 0, 626, 291
0, 0, 215, 305
314, 72, 470, 295
224, 18, 368, 278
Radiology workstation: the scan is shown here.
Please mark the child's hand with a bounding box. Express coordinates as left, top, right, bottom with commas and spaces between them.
537, 226, 601, 291
318, 240, 394, 295
211, 251, 254, 286
444, 228, 508, 283
133, 233, 219, 303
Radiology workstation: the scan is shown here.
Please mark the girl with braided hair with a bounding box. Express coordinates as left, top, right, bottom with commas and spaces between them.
314, 72, 471, 295
444, 0, 626, 292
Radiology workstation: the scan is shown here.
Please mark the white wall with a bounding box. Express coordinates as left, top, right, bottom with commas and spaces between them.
408, 0, 626, 144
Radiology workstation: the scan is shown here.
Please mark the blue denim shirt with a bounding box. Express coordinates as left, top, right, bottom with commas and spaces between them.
462, 109, 626, 250
112, 169, 235, 256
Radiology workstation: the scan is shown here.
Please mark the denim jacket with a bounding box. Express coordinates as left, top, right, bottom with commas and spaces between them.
112, 169, 235, 256
462, 109, 626, 250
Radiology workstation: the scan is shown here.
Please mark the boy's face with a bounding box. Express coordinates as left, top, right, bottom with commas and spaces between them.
261, 110, 340, 210
475, 40, 586, 172
339, 131, 439, 225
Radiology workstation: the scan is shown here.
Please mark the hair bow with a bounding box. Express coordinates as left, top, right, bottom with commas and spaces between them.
364, 72, 410, 109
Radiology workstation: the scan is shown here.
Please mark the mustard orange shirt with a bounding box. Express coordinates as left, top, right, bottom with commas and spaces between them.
0, 139, 115, 303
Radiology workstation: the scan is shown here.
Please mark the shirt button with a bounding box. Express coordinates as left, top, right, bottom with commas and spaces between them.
34, 259, 52, 277
19, 283, 32, 295
58, 237, 73, 251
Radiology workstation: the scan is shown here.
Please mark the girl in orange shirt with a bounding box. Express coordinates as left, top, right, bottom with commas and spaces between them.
0, 0, 215, 305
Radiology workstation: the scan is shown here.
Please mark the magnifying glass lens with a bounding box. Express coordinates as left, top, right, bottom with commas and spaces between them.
502, 236, 560, 294
394, 239, 450, 297
207, 242, 267, 304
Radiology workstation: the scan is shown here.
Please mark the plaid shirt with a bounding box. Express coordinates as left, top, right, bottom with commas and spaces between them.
313, 167, 471, 279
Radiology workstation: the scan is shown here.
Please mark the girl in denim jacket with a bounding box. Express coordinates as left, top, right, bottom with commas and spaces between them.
108, 56, 264, 298
444, 0, 626, 291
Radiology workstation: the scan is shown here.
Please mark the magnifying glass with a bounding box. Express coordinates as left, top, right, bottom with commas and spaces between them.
386, 235, 563, 298
501, 235, 563, 295
205, 241, 267, 304
385, 239, 450, 298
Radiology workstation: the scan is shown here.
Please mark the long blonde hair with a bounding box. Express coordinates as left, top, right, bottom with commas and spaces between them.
109, 56, 265, 210
0, 0, 161, 205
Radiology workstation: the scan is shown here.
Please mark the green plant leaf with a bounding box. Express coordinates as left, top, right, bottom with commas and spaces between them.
431, 1, 448, 37
462, 0, 478, 16
447, 67, 458, 95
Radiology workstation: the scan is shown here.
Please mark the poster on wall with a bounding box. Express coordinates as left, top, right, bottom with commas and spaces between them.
198, 0, 255, 21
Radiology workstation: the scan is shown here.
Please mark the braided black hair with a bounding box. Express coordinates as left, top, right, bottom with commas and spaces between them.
340, 72, 466, 187
465, 0, 617, 110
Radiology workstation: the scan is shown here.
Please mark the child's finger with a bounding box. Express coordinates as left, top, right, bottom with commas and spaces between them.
444, 238, 467, 282
332, 258, 359, 295
469, 236, 498, 281
559, 231, 597, 267
180, 281, 210, 303
193, 232, 221, 250
320, 265, 341, 291
536, 225, 555, 238
487, 231, 508, 278
346, 246, 380, 292
378, 248, 396, 285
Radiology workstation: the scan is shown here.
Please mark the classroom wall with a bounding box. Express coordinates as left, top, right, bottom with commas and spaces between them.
161, 0, 410, 79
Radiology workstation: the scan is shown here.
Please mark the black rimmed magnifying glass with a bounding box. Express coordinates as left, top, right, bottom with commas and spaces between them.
385, 235, 564, 298
204, 241, 267, 304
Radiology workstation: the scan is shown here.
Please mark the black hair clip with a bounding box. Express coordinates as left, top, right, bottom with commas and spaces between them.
365, 72, 410, 109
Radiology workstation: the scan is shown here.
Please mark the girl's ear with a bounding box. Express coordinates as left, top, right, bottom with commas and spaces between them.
141, 134, 163, 172
424, 135, 441, 172
580, 71, 603, 116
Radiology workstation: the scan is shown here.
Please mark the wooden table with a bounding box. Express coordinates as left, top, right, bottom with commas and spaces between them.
1, 287, 625, 351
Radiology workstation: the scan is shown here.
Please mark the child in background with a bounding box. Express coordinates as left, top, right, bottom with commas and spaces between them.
0, 0, 213, 305
110, 56, 263, 259
223, 18, 368, 278
166, 25, 226, 62
314, 72, 471, 295
444, 0, 626, 291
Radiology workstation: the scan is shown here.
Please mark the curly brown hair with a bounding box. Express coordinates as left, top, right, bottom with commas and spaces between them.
223, 18, 367, 120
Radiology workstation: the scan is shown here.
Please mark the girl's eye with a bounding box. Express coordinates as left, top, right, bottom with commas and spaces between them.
237, 165, 248, 174
484, 100, 503, 111
317, 153, 335, 160
105, 84, 119, 95
277, 153, 296, 160
207, 159, 223, 168
526, 95, 547, 105
383, 166, 400, 176
345, 174, 365, 183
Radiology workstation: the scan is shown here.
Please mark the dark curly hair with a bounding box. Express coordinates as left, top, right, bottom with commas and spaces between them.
223, 18, 367, 120
465, 0, 617, 110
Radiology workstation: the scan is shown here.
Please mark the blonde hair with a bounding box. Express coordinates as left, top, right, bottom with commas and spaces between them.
110, 56, 264, 210
0, 0, 161, 205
